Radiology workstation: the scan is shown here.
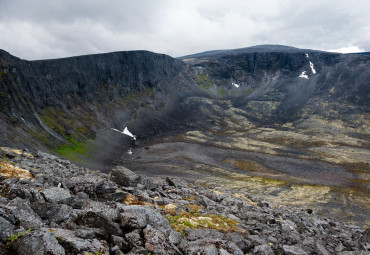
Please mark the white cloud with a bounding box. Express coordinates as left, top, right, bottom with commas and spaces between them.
328, 46, 365, 54
0, 0, 369, 60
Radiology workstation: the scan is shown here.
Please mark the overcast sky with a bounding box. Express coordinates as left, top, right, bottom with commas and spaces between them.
0, 0, 369, 60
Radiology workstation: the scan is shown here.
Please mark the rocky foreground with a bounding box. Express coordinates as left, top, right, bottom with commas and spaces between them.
0, 147, 369, 255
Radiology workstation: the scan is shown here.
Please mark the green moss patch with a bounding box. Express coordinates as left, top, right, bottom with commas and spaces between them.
165, 204, 245, 234
55, 138, 93, 162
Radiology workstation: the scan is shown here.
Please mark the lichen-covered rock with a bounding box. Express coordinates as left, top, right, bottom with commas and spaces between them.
184, 228, 224, 241
110, 166, 141, 187
0, 216, 15, 242
111, 235, 129, 251
76, 211, 122, 236
51, 228, 107, 254
283, 244, 308, 255
121, 205, 172, 232
30, 202, 72, 223
144, 224, 177, 254
225, 232, 253, 253
14, 228, 65, 255
41, 187, 71, 202
125, 229, 143, 248
357, 228, 370, 251
119, 211, 148, 229
10, 198, 43, 229
253, 244, 274, 255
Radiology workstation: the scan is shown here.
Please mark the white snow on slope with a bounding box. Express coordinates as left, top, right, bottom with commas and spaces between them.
309, 61, 316, 74
232, 82, 240, 88
299, 71, 309, 79
305, 53, 309, 58
111, 127, 137, 140
128, 149, 133, 155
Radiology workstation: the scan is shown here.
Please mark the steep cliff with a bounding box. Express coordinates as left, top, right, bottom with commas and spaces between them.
0, 50, 189, 153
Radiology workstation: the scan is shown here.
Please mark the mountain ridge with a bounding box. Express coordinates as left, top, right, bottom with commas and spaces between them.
1, 44, 370, 231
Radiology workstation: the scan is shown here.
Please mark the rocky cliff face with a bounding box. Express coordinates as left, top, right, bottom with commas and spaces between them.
181, 45, 369, 124
0, 49, 188, 151
1, 45, 369, 153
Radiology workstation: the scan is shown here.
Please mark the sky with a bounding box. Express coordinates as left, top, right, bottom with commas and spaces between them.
0, 0, 369, 60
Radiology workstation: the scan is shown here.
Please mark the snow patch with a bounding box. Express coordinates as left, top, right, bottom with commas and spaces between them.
111, 127, 137, 140
309, 61, 316, 74
128, 149, 133, 155
305, 54, 309, 58
299, 71, 309, 79
232, 82, 240, 88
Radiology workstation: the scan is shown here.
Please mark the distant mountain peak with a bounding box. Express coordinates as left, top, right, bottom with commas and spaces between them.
178, 44, 326, 59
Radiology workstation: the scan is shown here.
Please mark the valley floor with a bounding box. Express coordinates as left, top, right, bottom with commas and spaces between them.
119, 117, 370, 228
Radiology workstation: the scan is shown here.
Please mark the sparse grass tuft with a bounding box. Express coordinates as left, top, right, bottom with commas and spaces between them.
6, 229, 31, 248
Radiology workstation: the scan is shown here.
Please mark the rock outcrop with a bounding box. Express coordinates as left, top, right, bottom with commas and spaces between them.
0, 147, 369, 254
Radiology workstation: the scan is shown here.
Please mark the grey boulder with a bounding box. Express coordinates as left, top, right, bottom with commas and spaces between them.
110, 166, 141, 187
14, 228, 65, 255
41, 187, 71, 202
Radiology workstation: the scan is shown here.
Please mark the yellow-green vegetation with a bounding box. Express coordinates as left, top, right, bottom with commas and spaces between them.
86, 250, 108, 255
196, 74, 213, 90
184, 196, 197, 201
165, 203, 245, 234
227, 159, 264, 173
0, 158, 33, 180
40, 107, 93, 140
6, 229, 31, 248
38, 106, 98, 159
246, 88, 253, 96
0, 70, 9, 79
55, 138, 93, 162
122, 194, 154, 206
240, 175, 287, 186
0, 91, 8, 102
119, 87, 154, 104
196, 74, 209, 83
216, 87, 227, 98
28, 130, 54, 147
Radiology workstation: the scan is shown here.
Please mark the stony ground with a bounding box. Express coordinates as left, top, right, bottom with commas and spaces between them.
0, 147, 369, 255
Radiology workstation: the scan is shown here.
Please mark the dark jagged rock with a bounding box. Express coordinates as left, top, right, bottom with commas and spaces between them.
14, 228, 65, 255
30, 202, 72, 224
76, 211, 122, 236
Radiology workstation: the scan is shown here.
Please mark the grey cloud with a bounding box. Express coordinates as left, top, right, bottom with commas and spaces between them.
0, 0, 369, 60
